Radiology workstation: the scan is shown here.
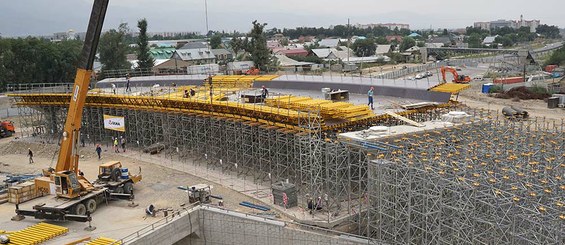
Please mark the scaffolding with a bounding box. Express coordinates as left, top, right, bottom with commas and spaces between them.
10, 89, 563, 243
365, 114, 564, 244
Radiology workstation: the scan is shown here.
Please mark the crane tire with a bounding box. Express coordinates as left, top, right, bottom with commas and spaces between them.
86, 199, 97, 213
74, 203, 87, 216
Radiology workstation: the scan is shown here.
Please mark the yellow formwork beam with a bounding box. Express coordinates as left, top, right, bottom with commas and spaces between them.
7, 222, 68, 245
86, 237, 121, 245
430, 83, 471, 94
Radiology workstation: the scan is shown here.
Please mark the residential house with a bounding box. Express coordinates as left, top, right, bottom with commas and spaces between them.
151, 59, 190, 75
275, 55, 314, 72
401, 46, 421, 63
172, 48, 216, 65
310, 47, 355, 61
298, 35, 315, 43
427, 36, 452, 47
149, 47, 176, 60
386, 35, 403, 43
211, 48, 233, 63
375, 45, 392, 55
178, 42, 208, 49
318, 38, 340, 48
482, 35, 499, 46
274, 48, 309, 57
267, 40, 283, 51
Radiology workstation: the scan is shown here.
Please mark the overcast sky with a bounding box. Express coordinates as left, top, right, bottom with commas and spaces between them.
1, 0, 564, 37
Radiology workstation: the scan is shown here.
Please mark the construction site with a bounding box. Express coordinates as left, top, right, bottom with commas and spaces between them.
0, 66, 563, 244
1, 1, 565, 245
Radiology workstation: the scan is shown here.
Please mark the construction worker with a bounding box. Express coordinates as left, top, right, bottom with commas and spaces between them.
111, 83, 117, 94
189, 88, 196, 97
95, 144, 102, 159
183, 90, 189, 98
27, 148, 34, 164
120, 136, 126, 152
113, 138, 119, 153
125, 74, 131, 92
367, 87, 375, 110
261, 85, 269, 99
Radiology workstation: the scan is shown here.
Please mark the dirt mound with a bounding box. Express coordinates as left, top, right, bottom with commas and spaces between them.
494, 86, 551, 100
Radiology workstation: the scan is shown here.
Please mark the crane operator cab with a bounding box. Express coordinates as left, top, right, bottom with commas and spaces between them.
54, 171, 82, 199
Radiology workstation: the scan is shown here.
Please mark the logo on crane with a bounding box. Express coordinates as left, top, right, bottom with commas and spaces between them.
73, 85, 80, 101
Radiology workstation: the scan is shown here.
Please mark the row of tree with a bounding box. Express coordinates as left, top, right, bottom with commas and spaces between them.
0, 38, 82, 91
281, 25, 411, 40
466, 25, 562, 48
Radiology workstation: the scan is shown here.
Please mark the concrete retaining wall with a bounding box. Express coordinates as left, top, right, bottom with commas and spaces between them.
128, 206, 371, 245
130, 209, 200, 245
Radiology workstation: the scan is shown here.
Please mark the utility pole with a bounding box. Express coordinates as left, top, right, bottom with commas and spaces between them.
347, 18, 350, 64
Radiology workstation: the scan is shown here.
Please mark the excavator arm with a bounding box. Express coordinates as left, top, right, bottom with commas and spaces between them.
56, 0, 109, 173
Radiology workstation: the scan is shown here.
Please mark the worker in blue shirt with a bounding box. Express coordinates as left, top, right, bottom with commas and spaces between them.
367, 87, 375, 110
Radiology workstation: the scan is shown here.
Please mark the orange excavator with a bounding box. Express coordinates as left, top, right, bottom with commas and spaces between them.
440, 66, 471, 84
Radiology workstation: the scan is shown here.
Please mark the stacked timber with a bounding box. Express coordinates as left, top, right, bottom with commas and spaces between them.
8, 181, 40, 204
0, 190, 7, 204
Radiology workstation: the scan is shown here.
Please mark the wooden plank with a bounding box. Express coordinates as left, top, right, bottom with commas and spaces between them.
385, 111, 425, 127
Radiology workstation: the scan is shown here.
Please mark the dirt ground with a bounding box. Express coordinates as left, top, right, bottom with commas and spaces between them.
0, 135, 265, 243
458, 80, 565, 121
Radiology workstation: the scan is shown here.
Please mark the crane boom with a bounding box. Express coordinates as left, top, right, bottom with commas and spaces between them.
56, 0, 109, 173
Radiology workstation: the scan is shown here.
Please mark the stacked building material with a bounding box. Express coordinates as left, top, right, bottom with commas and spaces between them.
271, 181, 297, 208
8, 181, 40, 204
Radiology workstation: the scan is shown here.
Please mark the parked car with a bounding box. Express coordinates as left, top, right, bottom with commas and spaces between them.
415, 74, 424, 79
425, 71, 433, 77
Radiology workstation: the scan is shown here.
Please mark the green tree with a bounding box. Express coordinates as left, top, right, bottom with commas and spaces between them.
246, 20, 270, 71
442, 29, 448, 36
210, 34, 222, 49
467, 33, 483, 48
98, 23, 131, 72
229, 36, 245, 60
136, 18, 155, 70
494, 36, 513, 48
375, 36, 388, 44
0, 37, 82, 91
399, 37, 416, 52
545, 45, 565, 66
352, 38, 376, 56
536, 24, 561, 39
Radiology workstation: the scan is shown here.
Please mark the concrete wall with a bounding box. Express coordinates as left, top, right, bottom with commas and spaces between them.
130, 209, 200, 245
183, 207, 367, 245
129, 206, 372, 245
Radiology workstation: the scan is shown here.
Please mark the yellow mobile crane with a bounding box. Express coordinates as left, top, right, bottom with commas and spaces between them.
15, 0, 124, 222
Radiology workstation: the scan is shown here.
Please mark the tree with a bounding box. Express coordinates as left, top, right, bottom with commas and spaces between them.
210, 34, 222, 49
467, 33, 483, 48
536, 24, 561, 39
229, 36, 245, 60
442, 29, 448, 36
545, 45, 565, 66
136, 18, 154, 71
375, 36, 388, 45
352, 38, 376, 57
494, 36, 513, 48
399, 37, 416, 52
98, 23, 131, 72
246, 20, 270, 71
0, 37, 82, 91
